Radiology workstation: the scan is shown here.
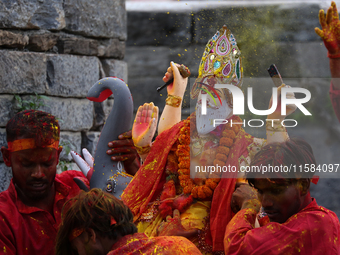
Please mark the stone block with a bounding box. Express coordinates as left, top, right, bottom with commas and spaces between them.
57, 37, 99, 56
101, 59, 128, 83
98, 39, 125, 59
81, 131, 100, 157
23, 96, 94, 131
126, 45, 203, 79
0, 30, 28, 49
125, 46, 169, 78
0, 128, 6, 162
59, 131, 82, 161
128, 77, 167, 112
0, 163, 12, 192
46, 54, 99, 97
64, 0, 126, 40
0, 95, 14, 127
27, 32, 59, 52
0, 50, 46, 94
0, 0, 65, 30
127, 11, 192, 46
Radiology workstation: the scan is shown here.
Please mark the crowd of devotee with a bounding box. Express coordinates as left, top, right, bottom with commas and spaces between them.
1, 2, 340, 255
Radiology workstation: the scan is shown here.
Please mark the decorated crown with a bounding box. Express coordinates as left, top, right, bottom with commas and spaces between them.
191, 25, 243, 99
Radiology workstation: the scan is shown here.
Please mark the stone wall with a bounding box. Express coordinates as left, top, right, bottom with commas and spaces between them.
0, 0, 127, 192
1, 0, 340, 218
125, 2, 340, 217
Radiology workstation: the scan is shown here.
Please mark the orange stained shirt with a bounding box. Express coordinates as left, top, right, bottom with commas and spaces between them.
0, 170, 87, 255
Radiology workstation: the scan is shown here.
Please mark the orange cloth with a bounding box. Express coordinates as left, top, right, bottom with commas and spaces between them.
122, 119, 254, 252
108, 232, 202, 255
224, 198, 340, 255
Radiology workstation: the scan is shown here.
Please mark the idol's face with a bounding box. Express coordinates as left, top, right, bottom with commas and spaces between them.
195, 76, 232, 135
253, 179, 303, 223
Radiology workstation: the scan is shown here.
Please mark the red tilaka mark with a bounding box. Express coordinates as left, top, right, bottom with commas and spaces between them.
133, 123, 149, 137
87, 88, 112, 102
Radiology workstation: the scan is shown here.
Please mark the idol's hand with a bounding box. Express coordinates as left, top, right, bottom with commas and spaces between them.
71, 148, 94, 180
267, 84, 297, 120
315, 1, 340, 56
132, 102, 159, 153
163, 61, 188, 98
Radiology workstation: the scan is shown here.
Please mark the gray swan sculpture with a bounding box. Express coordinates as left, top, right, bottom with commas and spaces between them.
73, 77, 133, 198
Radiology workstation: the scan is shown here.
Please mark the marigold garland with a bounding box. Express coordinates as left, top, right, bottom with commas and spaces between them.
158, 113, 242, 218
176, 113, 242, 200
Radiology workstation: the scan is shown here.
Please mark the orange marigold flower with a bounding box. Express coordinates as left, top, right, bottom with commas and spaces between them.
213, 159, 225, 167
178, 174, 190, 181
217, 146, 230, 155
232, 124, 240, 134
202, 185, 213, 197
178, 169, 190, 175
176, 145, 190, 157
179, 134, 190, 145
180, 126, 190, 135
220, 137, 233, 147
222, 129, 236, 139
183, 185, 193, 194
210, 178, 221, 183
191, 186, 199, 198
180, 178, 193, 187
197, 186, 207, 199
206, 179, 218, 190
216, 153, 227, 162
178, 160, 190, 169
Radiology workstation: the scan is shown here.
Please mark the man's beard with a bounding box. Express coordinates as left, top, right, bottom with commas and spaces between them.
196, 98, 232, 135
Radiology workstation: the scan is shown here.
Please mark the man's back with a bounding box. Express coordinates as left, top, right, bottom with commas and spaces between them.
108, 232, 202, 255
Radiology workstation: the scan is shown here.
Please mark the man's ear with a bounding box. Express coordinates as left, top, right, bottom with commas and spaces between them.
87, 228, 97, 244
1, 146, 11, 167
299, 179, 310, 196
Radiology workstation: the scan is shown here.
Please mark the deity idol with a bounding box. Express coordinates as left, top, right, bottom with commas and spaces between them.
123, 25, 296, 254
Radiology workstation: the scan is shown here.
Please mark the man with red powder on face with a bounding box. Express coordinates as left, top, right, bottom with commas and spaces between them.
0, 110, 90, 255
0, 109, 140, 255
224, 138, 340, 254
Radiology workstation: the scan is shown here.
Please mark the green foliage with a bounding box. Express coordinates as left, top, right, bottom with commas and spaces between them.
60, 140, 72, 156
13, 93, 74, 172
14, 93, 50, 113
58, 160, 71, 172
58, 140, 73, 172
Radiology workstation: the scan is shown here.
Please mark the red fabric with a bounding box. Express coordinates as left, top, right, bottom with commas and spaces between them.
122, 121, 184, 221
209, 128, 254, 251
330, 81, 340, 123
0, 170, 86, 255
108, 232, 202, 255
122, 118, 254, 252
224, 198, 340, 255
